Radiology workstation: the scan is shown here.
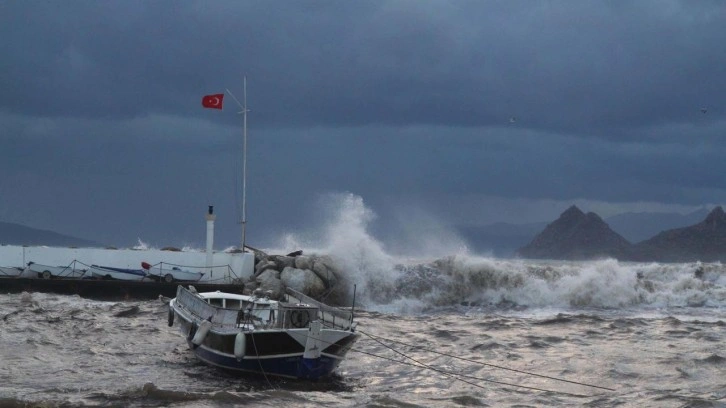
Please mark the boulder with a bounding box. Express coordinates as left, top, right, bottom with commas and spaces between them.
294, 255, 312, 271
256, 270, 283, 299
242, 280, 259, 295
254, 260, 277, 277
270, 255, 295, 271
311, 256, 339, 289
250, 247, 270, 265
257, 269, 280, 280
280, 266, 326, 297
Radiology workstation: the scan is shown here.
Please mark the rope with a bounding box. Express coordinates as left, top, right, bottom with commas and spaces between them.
243, 301, 275, 389
262, 328, 605, 397
248, 331, 275, 388
350, 346, 590, 397
358, 330, 596, 397
360, 330, 615, 392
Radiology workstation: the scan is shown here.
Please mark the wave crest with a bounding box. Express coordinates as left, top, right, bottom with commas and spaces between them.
271, 193, 726, 313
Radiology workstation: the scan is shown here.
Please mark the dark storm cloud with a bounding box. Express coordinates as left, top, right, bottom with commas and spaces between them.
2, 1, 726, 249
2, 1, 724, 136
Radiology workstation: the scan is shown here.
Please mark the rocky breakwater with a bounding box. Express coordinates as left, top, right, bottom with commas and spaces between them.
243, 249, 347, 305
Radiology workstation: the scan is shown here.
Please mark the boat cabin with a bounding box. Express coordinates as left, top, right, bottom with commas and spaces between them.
199, 291, 320, 330
175, 285, 354, 333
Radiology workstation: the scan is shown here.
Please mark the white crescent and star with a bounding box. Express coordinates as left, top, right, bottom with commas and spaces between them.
211, 96, 220, 106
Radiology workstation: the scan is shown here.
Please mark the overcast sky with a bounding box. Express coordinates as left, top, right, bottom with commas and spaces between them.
1, 1, 725, 251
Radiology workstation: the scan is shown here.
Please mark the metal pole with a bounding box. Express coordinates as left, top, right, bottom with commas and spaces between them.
351, 284, 357, 324
241, 76, 247, 252
225, 80, 249, 252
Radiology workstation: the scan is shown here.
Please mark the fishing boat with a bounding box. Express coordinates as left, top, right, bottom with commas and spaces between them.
87, 265, 149, 281
141, 261, 204, 283
168, 285, 358, 379
25, 261, 88, 279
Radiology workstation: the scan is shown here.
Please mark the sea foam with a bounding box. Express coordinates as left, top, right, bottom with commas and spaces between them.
266, 193, 726, 313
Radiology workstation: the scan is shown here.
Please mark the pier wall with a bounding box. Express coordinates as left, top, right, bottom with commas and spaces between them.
0, 245, 254, 281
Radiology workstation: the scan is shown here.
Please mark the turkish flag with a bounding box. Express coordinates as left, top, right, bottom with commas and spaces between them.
202, 94, 224, 109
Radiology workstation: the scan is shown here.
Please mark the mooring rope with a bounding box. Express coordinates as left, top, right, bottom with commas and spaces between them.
351, 345, 591, 397
244, 305, 275, 389
355, 330, 593, 397
303, 330, 594, 396
358, 330, 615, 393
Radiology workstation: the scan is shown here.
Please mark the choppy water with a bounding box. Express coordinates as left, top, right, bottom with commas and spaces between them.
1, 254, 725, 407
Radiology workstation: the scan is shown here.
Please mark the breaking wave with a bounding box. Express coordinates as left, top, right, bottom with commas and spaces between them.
270, 193, 726, 313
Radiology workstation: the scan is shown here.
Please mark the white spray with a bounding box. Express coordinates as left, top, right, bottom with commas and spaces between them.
270, 193, 726, 313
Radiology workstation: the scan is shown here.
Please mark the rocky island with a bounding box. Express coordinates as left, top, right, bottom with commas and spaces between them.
518, 205, 726, 262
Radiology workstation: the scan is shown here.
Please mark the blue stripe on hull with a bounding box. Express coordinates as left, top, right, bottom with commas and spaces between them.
189, 341, 342, 380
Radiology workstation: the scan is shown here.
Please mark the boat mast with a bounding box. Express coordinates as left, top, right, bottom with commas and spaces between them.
225, 78, 249, 252
241, 77, 248, 252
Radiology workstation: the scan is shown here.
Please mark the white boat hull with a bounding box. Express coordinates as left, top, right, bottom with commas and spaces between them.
146, 266, 204, 283
25, 263, 87, 279
87, 265, 148, 281
0, 266, 23, 277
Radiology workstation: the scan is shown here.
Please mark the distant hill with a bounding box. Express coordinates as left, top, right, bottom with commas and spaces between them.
517, 206, 726, 262
0, 221, 101, 248
457, 209, 712, 256
631, 207, 726, 262
517, 206, 631, 260
605, 208, 710, 243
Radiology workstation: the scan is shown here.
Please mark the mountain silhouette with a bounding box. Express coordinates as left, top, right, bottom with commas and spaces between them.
517, 205, 631, 260
631, 206, 726, 262
519, 205, 726, 262
0, 221, 101, 248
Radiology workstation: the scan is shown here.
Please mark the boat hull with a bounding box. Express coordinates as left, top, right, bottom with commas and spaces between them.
149, 270, 203, 282
88, 265, 148, 281
173, 313, 357, 380
189, 340, 343, 380
0, 266, 23, 277
145, 265, 204, 282
26, 263, 87, 279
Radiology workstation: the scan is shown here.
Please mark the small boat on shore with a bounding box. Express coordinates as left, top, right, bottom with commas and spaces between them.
142, 262, 204, 283
25, 262, 87, 279
0, 266, 23, 277
88, 265, 149, 281
168, 285, 359, 380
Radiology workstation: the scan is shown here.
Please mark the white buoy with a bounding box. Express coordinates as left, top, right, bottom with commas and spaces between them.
192, 320, 212, 346
234, 332, 246, 361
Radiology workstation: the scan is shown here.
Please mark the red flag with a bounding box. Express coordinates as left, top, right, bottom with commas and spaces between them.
201, 93, 224, 109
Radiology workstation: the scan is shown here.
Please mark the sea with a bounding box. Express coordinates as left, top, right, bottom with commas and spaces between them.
1, 199, 725, 407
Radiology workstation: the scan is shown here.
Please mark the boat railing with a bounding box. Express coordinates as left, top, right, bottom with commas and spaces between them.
175, 286, 356, 332
284, 287, 355, 331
